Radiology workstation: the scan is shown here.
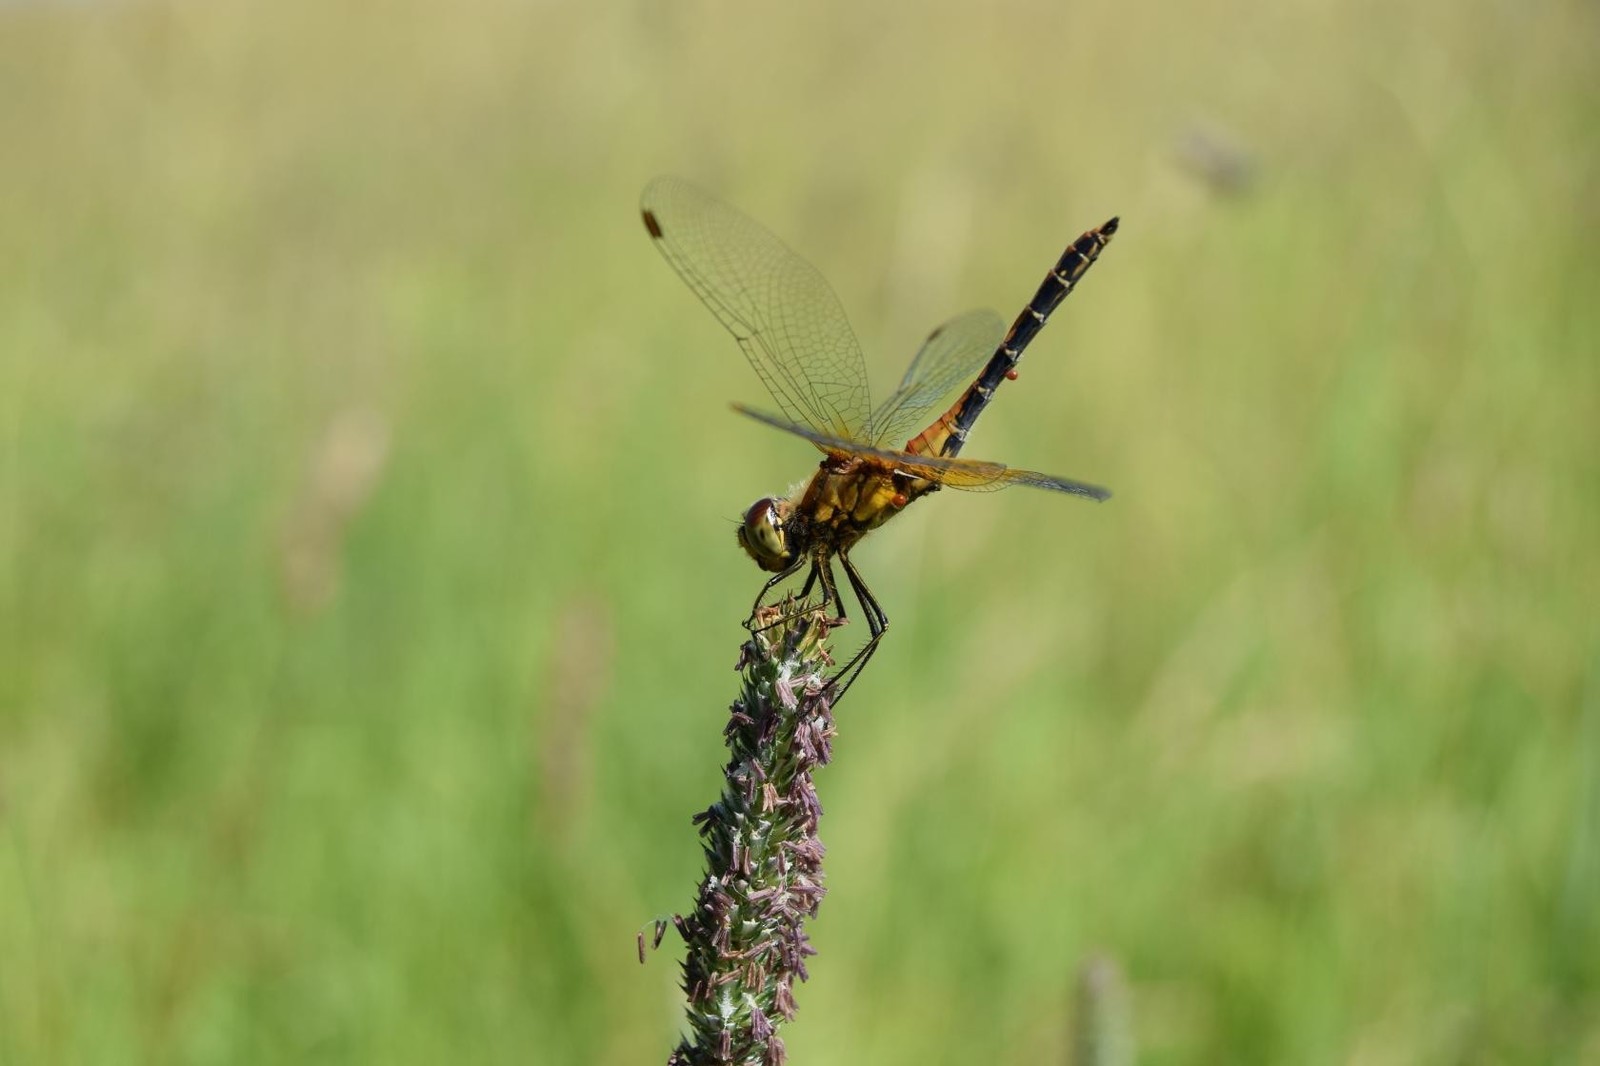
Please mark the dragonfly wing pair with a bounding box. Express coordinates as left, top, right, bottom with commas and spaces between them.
641, 175, 1108, 500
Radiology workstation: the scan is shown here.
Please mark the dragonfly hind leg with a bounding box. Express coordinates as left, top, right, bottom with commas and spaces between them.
826, 550, 888, 701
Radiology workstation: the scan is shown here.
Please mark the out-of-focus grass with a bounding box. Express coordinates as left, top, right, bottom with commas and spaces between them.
1, 1, 1596, 1063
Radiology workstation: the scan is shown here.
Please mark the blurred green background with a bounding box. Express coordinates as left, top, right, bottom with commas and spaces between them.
2, 1, 1596, 1063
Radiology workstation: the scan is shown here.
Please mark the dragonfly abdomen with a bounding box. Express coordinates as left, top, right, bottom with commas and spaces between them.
938, 217, 1118, 459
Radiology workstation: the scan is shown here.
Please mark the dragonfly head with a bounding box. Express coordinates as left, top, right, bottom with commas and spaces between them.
737, 496, 795, 573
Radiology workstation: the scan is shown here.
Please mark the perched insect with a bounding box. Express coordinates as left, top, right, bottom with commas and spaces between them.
642, 176, 1117, 696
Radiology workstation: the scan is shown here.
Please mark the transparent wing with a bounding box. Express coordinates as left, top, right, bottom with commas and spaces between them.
868, 309, 1005, 447
732, 404, 1110, 500
943, 465, 1112, 501
641, 176, 873, 438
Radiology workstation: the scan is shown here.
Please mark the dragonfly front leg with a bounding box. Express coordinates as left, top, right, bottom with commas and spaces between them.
748, 547, 846, 626
746, 556, 810, 632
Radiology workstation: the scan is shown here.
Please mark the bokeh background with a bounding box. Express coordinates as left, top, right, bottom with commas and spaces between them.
2, 1, 1596, 1063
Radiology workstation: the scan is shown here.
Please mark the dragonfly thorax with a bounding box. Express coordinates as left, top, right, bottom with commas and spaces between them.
737, 496, 796, 573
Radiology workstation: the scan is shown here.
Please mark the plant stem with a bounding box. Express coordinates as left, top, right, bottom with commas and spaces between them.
667, 604, 837, 1066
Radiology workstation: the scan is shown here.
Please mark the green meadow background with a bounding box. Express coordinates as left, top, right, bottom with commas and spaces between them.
2, 1, 1596, 1062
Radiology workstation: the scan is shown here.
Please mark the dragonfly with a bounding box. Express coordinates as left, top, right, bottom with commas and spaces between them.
641, 175, 1117, 697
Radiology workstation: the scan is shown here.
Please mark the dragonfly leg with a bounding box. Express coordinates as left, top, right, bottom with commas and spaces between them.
826, 550, 888, 702
797, 560, 820, 603
816, 553, 845, 623
753, 552, 842, 633
746, 556, 810, 631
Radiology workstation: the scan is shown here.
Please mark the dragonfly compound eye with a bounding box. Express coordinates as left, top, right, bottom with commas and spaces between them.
739, 497, 791, 572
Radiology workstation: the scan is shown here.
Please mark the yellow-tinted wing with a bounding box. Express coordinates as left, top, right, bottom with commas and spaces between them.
733, 404, 1110, 500
868, 309, 1004, 447
943, 465, 1112, 499
641, 176, 873, 439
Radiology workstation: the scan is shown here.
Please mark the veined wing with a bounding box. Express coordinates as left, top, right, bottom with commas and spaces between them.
868, 309, 1004, 447
641, 176, 873, 439
941, 465, 1112, 500
733, 403, 1110, 500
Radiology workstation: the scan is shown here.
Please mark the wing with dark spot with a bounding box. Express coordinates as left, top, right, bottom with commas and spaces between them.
642, 176, 874, 439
